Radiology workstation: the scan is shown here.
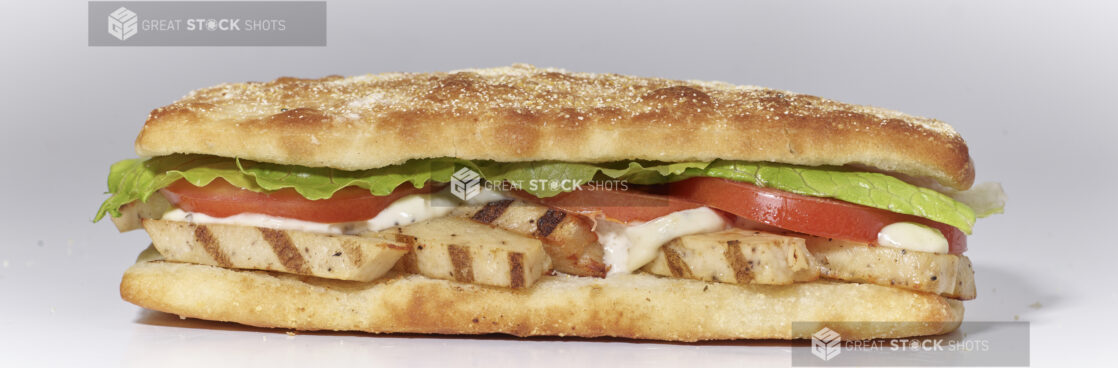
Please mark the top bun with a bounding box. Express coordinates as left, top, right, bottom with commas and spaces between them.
136, 64, 974, 189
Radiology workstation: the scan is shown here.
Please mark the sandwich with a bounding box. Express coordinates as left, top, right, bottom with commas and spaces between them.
96, 64, 1005, 341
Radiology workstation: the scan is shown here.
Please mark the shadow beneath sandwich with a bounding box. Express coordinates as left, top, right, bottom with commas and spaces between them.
965, 263, 1058, 325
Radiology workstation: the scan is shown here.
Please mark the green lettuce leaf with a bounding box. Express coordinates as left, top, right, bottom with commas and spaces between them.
474, 160, 710, 197
944, 182, 1007, 218
236, 159, 457, 198
95, 155, 260, 222
94, 155, 977, 233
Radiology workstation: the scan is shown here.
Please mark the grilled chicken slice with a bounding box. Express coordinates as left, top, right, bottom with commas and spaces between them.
453, 199, 606, 277
111, 194, 174, 232
806, 237, 976, 300
395, 217, 552, 288
143, 219, 413, 282
642, 229, 819, 285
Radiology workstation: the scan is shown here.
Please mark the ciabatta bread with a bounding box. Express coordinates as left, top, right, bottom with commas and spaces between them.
136, 64, 974, 189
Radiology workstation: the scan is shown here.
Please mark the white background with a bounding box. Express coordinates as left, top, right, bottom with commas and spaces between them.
2, 0, 1116, 366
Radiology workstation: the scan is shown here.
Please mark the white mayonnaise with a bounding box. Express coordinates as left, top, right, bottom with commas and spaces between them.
161, 208, 362, 235
876, 222, 950, 254
595, 207, 727, 275
365, 187, 509, 231
162, 187, 508, 235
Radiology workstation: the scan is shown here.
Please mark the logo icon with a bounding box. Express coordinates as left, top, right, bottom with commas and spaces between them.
811, 327, 842, 361
450, 167, 481, 201
107, 7, 138, 41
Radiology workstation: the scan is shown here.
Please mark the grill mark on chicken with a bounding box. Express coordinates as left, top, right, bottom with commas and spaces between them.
471, 199, 514, 224
533, 209, 566, 238
455, 199, 605, 278
448, 244, 474, 283
397, 250, 419, 273
394, 234, 421, 273
340, 238, 363, 267
725, 240, 754, 284
662, 246, 693, 279
508, 252, 526, 288
259, 228, 309, 274
394, 233, 418, 248
193, 225, 231, 268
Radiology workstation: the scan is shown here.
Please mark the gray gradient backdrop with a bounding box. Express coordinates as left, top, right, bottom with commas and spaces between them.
2, 0, 1115, 366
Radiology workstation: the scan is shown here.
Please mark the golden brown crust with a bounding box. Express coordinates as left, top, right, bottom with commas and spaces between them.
136, 64, 974, 189
122, 247, 963, 341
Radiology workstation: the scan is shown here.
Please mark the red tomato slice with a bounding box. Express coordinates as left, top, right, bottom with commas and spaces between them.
160, 179, 433, 223
517, 188, 705, 223
669, 177, 967, 254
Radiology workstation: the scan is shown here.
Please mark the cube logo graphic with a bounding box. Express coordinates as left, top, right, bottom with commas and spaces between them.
107, 7, 138, 41
811, 327, 842, 361
450, 167, 481, 201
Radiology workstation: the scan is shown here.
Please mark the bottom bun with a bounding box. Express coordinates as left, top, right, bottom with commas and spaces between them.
121, 246, 962, 341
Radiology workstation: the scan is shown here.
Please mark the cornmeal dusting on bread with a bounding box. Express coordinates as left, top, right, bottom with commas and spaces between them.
137, 64, 974, 189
